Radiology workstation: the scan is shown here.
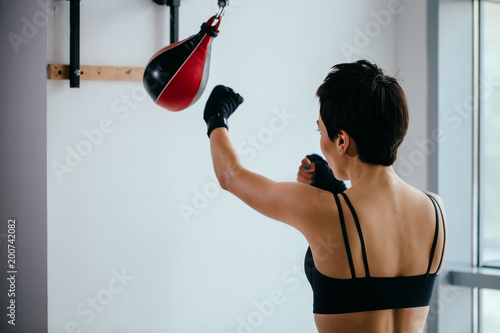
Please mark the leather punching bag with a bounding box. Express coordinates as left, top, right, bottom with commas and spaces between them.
143, 16, 221, 112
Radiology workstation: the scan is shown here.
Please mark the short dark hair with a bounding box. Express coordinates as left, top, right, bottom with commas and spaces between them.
316, 60, 409, 166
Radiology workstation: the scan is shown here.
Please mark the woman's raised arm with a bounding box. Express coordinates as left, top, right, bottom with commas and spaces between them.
204, 86, 334, 233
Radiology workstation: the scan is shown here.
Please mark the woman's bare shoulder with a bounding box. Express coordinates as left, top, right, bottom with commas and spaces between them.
396, 179, 445, 206
422, 190, 445, 207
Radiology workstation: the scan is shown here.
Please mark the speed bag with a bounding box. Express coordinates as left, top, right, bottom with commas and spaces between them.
143, 16, 221, 112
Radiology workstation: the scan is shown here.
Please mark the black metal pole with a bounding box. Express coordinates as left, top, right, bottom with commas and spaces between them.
69, 0, 80, 88
167, 0, 180, 44
153, 0, 181, 44
170, 2, 179, 43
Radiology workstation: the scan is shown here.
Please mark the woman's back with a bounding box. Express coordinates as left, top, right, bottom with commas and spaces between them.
307, 177, 446, 333
205, 60, 447, 332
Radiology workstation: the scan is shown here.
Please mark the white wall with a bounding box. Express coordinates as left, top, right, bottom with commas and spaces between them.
393, 0, 431, 189
46, 1, 428, 332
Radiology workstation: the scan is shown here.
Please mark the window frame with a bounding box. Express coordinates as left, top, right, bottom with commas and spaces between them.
433, 0, 500, 333
478, 0, 500, 270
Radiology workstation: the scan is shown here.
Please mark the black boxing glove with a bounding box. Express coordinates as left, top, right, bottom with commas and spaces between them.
306, 154, 347, 194
203, 85, 244, 138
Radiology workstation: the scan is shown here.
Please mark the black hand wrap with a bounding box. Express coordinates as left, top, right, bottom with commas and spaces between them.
203, 85, 244, 137
306, 154, 347, 194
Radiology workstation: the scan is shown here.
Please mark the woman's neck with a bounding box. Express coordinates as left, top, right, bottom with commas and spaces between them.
347, 161, 399, 189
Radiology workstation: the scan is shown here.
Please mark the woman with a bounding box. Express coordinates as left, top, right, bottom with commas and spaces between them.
203, 60, 446, 333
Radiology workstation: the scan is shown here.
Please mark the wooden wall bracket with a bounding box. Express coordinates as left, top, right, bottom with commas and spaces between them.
47, 65, 144, 82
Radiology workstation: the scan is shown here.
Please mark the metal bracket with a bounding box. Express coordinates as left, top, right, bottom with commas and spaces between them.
50, 1, 148, 85
68, 0, 81, 88
153, 0, 181, 44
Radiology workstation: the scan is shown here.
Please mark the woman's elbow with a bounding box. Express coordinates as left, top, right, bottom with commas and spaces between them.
215, 171, 231, 190
215, 162, 242, 191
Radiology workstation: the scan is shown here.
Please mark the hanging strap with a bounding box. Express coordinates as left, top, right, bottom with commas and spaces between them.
340, 193, 371, 278
334, 194, 356, 279
201, 16, 221, 37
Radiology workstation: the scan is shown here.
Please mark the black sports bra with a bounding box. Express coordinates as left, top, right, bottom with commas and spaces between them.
304, 192, 445, 314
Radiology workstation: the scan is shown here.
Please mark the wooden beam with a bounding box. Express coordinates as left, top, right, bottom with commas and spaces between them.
47, 64, 144, 82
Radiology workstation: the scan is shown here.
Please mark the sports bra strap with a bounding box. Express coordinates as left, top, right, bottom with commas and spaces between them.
425, 194, 441, 275
435, 199, 446, 272
334, 194, 356, 279
340, 193, 371, 278
426, 194, 446, 274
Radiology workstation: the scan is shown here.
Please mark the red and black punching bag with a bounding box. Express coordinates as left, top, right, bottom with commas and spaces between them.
143, 16, 221, 112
